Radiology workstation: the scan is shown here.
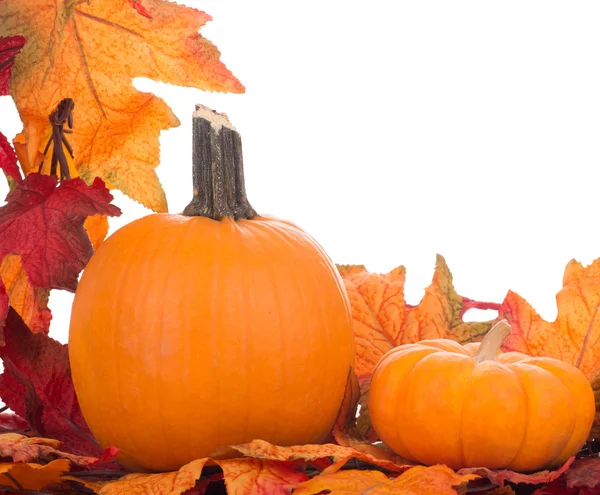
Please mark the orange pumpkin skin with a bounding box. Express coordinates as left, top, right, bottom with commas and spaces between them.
69, 214, 355, 471
368, 338, 595, 472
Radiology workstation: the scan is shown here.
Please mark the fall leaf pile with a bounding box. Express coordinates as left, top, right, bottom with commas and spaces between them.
1, 0, 600, 494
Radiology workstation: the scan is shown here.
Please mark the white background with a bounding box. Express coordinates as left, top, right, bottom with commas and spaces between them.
1, 0, 600, 344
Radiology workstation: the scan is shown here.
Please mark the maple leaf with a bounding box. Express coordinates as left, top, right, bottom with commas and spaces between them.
293, 465, 479, 495
0, 458, 70, 491
0, 433, 97, 465
565, 458, 600, 489
0, 35, 24, 96
0, 173, 121, 292
339, 255, 498, 390
458, 456, 574, 488
0, 133, 22, 185
499, 258, 600, 379
0, 308, 102, 457
0, 413, 29, 434
0, 0, 244, 212
0, 278, 6, 332
128, 0, 152, 19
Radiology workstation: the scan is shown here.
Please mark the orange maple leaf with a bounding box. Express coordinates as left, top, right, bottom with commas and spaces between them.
293, 465, 479, 495
0, 0, 243, 212
0, 458, 70, 491
0, 433, 98, 465
0, 255, 51, 334
499, 258, 600, 379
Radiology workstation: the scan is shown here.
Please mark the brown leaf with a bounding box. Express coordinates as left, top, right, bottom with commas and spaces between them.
565, 458, 600, 489
331, 366, 362, 445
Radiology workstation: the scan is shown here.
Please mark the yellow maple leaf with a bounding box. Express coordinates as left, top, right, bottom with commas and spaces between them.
0, 0, 244, 212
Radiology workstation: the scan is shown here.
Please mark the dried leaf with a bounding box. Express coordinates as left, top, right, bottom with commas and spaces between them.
0, 173, 121, 292
566, 458, 600, 488
499, 258, 600, 380
0, 255, 51, 334
0, 433, 96, 465
0, 308, 102, 457
219, 459, 307, 495
293, 465, 478, 495
332, 366, 362, 444
1, 0, 243, 211
458, 456, 574, 487
0, 458, 70, 490
0, 413, 29, 434
0, 35, 24, 96
211, 439, 413, 475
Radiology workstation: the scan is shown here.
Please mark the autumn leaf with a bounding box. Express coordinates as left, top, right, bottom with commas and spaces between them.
293, 465, 479, 495
0, 35, 24, 96
0, 133, 22, 186
1, 0, 243, 212
0, 308, 102, 457
499, 258, 600, 379
458, 456, 574, 488
0, 255, 51, 334
0, 413, 29, 434
0, 458, 70, 491
564, 458, 600, 489
0, 278, 6, 331
0, 433, 97, 466
0, 173, 121, 292
339, 255, 498, 391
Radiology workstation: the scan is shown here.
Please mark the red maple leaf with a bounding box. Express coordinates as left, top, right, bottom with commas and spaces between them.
0, 278, 7, 331
0, 35, 25, 96
0, 173, 121, 292
0, 131, 22, 185
0, 307, 102, 457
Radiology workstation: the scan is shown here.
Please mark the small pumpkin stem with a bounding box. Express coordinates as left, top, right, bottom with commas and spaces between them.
474, 319, 512, 363
183, 104, 257, 220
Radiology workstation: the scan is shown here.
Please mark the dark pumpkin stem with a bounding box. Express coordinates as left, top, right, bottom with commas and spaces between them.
183, 104, 257, 220
474, 319, 512, 363
40, 98, 75, 181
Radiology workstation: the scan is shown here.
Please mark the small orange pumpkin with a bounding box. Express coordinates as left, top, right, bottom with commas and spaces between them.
69, 106, 355, 471
368, 320, 595, 472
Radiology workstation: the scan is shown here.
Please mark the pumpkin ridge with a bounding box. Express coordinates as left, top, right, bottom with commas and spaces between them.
503, 364, 530, 469
458, 363, 477, 468
391, 347, 426, 462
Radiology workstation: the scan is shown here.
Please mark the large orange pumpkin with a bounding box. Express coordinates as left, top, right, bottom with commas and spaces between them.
368, 320, 595, 472
68, 106, 355, 472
